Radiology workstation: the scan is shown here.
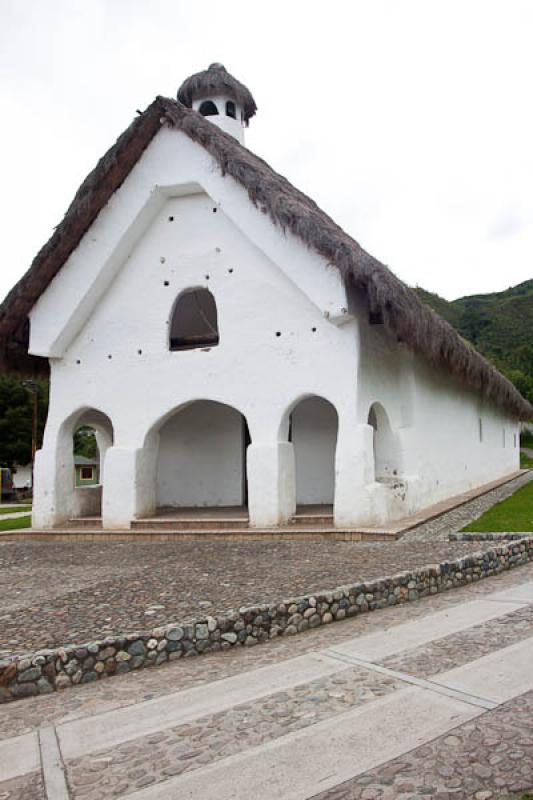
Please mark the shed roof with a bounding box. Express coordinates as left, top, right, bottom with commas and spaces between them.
0, 96, 531, 419
178, 63, 257, 123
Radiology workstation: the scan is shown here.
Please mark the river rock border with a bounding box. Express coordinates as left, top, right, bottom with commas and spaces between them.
1, 537, 533, 704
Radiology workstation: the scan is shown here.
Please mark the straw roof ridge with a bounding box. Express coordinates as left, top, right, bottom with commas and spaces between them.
0, 95, 531, 419
178, 63, 257, 123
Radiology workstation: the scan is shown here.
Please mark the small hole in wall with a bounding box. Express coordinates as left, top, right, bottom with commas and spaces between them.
275, 331, 281, 337
138, 349, 142, 355
160, 257, 166, 264
228, 268, 234, 274
168, 215, 174, 222
205, 274, 210, 280
76, 359, 81, 365
311, 327, 317, 332
108, 354, 112, 360
212, 207, 218, 213
164, 281, 169, 286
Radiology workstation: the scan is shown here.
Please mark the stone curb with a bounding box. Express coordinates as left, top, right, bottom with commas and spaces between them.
1, 537, 533, 703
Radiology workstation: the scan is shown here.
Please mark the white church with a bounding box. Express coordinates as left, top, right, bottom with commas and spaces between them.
0, 64, 531, 532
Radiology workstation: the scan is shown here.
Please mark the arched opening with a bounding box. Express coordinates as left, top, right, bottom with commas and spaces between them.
198, 100, 219, 117
155, 400, 250, 511
226, 100, 236, 119
289, 397, 338, 509
169, 288, 219, 351
368, 403, 402, 482
58, 409, 114, 520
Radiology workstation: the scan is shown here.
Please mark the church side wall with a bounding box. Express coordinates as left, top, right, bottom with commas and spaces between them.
356, 310, 520, 519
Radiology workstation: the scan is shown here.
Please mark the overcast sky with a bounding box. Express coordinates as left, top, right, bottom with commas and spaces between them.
1, 0, 532, 302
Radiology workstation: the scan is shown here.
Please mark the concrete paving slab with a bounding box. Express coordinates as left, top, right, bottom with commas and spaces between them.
58, 652, 349, 760
38, 727, 69, 800
330, 598, 524, 661
124, 686, 482, 800
0, 731, 40, 782
432, 635, 533, 704
488, 581, 533, 605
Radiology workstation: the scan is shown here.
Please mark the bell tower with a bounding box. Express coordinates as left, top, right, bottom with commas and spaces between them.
178, 63, 256, 146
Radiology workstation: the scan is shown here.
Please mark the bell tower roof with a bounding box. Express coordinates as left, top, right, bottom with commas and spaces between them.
177, 63, 257, 124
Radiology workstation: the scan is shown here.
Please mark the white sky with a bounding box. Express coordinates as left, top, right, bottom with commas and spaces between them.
1, 0, 532, 302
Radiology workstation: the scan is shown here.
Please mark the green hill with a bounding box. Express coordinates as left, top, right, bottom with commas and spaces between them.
415, 279, 533, 406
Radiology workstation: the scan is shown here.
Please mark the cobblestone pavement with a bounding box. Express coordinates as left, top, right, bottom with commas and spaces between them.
0, 771, 43, 800
403, 471, 532, 542
1, 564, 533, 799
66, 667, 402, 800
380, 604, 533, 677
311, 690, 533, 800
0, 538, 513, 658
1, 561, 532, 743
2, 470, 532, 659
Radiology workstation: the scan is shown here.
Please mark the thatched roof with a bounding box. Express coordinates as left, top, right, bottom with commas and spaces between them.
0, 96, 531, 419
178, 63, 257, 123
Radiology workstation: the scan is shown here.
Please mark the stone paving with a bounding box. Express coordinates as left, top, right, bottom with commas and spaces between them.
312, 690, 533, 800
0, 537, 515, 659
403, 470, 532, 542
380, 604, 533, 678
66, 667, 402, 800
1, 561, 532, 744
0, 771, 43, 800
1, 468, 532, 660
1, 563, 533, 798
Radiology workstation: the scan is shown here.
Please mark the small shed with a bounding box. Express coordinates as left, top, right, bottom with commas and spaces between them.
74, 455, 99, 487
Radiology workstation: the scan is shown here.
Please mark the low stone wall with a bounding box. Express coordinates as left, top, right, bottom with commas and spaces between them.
1, 537, 532, 703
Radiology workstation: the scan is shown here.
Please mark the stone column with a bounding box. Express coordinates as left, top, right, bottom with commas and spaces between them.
247, 442, 296, 527
334, 421, 375, 527
102, 446, 157, 530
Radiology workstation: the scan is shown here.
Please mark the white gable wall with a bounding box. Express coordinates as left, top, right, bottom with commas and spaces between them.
29, 124, 520, 530
30, 128, 360, 528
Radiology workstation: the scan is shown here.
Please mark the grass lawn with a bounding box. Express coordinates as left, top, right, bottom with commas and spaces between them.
0, 515, 32, 531
462, 481, 533, 533
0, 505, 32, 516
521, 451, 533, 469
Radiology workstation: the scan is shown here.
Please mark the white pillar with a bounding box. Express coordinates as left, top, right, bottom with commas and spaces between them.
102, 446, 157, 530
94, 429, 112, 484
334, 422, 375, 527
247, 442, 296, 527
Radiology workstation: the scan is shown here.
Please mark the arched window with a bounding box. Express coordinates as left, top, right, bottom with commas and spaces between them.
199, 100, 219, 117
169, 288, 219, 351
226, 100, 236, 119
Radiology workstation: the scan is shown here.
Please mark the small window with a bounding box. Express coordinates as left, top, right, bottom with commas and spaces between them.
226, 100, 236, 119
170, 288, 219, 351
80, 466, 94, 481
199, 100, 219, 117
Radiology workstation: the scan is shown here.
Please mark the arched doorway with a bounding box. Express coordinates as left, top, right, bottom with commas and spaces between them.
57, 408, 114, 520
289, 397, 338, 508
155, 400, 250, 509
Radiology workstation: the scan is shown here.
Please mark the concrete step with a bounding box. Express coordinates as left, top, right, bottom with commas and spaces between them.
0, 526, 398, 543
131, 517, 250, 531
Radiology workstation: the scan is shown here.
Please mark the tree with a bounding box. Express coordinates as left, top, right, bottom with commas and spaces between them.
0, 377, 49, 469
73, 426, 97, 458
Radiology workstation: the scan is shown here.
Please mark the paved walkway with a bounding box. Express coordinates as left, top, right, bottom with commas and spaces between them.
1, 562, 533, 799
2, 472, 531, 661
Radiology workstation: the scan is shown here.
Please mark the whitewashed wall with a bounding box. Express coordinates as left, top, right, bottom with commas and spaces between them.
30, 127, 359, 529
156, 401, 245, 508
292, 397, 337, 505
29, 125, 521, 530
